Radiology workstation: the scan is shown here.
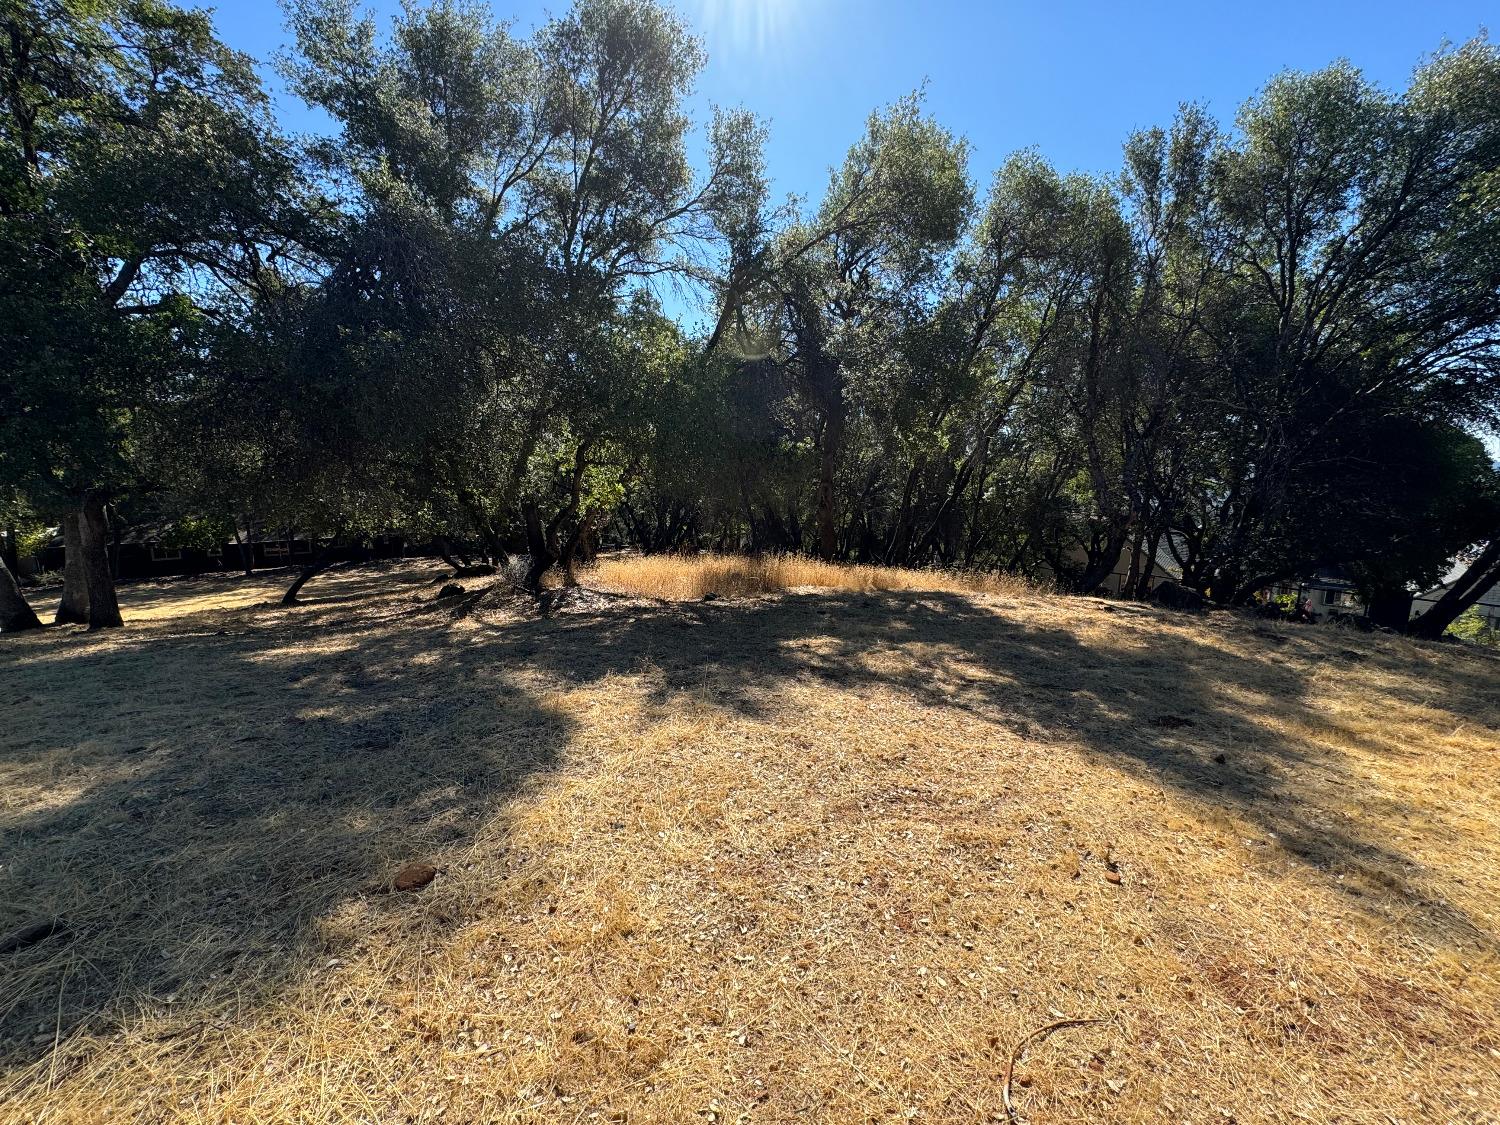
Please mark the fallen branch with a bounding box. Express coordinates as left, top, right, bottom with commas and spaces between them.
1002, 1015, 1110, 1123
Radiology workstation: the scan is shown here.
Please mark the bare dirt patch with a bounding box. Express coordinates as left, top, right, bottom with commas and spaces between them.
2, 560, 1498, 1123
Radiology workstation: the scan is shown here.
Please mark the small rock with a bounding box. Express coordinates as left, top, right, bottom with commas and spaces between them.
437, 584, 465, 600
701, 591, 719, 601
392, 862, 438, 892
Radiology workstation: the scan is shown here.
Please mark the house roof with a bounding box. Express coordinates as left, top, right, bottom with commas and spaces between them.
1152, 533, 1187, 580
1414, 575, 1500, 609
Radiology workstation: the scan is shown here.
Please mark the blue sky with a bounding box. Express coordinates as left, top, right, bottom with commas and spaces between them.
207, 0, 1493, 203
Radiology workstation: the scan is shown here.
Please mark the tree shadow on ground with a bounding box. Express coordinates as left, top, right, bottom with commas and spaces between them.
0, 575, 1493, 1082
0, 581, 567, 1076
464, 588, 1498, 956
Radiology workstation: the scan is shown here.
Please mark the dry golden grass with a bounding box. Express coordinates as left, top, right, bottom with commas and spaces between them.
584, 553, 1038, 601
2, 559, 1499, 1124
23, 569, 304, 623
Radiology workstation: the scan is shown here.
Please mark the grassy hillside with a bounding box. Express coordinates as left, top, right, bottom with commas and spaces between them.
2, 560, 1497, 1123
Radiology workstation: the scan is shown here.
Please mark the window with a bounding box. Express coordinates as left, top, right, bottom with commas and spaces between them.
262, 542, 289, 558
150, 544, 182, 562
1321, 588, 1357, 608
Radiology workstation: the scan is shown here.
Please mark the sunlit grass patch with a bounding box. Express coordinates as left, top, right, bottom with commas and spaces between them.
583, 552, 1038, 600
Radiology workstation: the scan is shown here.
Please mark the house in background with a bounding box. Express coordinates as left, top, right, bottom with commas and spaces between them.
223, 525, 321, 573
36, 521, 234, 580
1042, 537, 1183, 595
27, 521, 426, 582
1266, 568, 1366, 622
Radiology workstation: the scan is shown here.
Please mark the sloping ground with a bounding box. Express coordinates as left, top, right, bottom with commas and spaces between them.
1, 560, 1497, 1124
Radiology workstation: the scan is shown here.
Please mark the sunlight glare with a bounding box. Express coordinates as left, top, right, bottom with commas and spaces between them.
696, 0, 800, 54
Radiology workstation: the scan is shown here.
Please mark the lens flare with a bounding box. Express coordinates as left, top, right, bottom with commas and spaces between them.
696, 0, 799, 54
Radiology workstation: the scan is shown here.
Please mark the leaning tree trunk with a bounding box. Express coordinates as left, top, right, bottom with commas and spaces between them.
0, 555, 43, 633
56, 514, 89, 624
78, 494, 123, 630
281, 535, 357, 606
1408, 538, 1500, 640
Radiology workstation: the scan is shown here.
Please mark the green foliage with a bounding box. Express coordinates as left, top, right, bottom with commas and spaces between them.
13, 524, 53, 559
1447, 608, 1500, 647
160, 514, 234, 552
0, 0, 317, 524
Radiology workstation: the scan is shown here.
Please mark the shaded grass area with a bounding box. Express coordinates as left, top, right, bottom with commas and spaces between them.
1, 561, 1498, 1122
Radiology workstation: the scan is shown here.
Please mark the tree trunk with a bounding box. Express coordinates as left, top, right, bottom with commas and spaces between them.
79, 494, 123, 630
282, 538, 349, 605
0, 555, 43, 633
434, 536, 466, 570
2, 522, 17, 574
1123, 529, 1145, 597
522, 501, 558, 593
816, 398, 845, 562
234, 522, 254, 576
56, 514, 89, 624
1133, 528, 1164, 599
1408, 538, 1500, 640
1072, 519, 1132, 595
559, 510, 598, 587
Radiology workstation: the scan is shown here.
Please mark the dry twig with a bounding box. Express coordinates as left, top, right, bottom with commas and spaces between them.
1001, 1016, 1111, 1123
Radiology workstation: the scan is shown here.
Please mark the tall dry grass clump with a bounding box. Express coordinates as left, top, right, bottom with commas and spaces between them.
583, 552, 1037, 600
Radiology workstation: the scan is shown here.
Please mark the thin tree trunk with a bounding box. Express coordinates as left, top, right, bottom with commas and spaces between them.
815, 400, 844, 562
282, 537, 351, 605
2, 522, 17, 574
0, 555, 43, 633
1133, 528, 1164, 599
1123, 529, 1144, 597
79, 494, 123, 630
234, 521, 254, 576
56, 514, 89, 624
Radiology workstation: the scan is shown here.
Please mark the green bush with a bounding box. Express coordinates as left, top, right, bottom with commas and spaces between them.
1447, 608, 1500, 647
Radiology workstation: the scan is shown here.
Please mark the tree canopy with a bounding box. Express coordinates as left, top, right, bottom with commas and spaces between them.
3, 0, 1498, 635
